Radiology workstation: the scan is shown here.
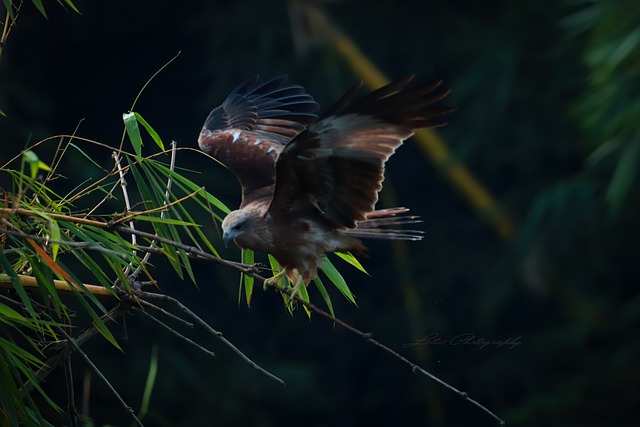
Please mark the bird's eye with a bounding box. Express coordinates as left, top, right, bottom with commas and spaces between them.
232, 223, 243, 231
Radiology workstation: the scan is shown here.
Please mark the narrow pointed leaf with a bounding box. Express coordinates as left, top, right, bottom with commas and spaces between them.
134, 112, 165, 150
123, 112, 143, 159
240, 249, 254, 305
319, 256, 356, 305
335, 251, 369, 275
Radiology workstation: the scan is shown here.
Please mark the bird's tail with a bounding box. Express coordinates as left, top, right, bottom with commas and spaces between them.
344, 207, 423, 241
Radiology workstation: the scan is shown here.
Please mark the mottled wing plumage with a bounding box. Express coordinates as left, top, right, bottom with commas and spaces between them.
268, 76, 452, 228
198, 75, 319, 206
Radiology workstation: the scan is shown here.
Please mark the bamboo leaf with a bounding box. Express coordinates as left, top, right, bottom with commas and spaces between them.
319, 256, 356, 305
2, 0, 14, 19
335, 251, 369, 275
129, 215, 197, 226
0, 302, 29, 323
30, 0, 48, 18
298, 282, 311, 318
49, 220, 61, 261
311, 276, 335, 317
23, 150, 51, 179
240, 249, 254, 305
123, 112, 143, 159
134, 112, 165, 151
138, 346, 159, 420
151, 161, 230, 214
0, 252, 39, 322
62, 0, 81, 14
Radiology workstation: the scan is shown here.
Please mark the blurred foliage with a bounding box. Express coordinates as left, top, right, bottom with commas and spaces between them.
1, 0, 639, 426
564, 0, 640, 217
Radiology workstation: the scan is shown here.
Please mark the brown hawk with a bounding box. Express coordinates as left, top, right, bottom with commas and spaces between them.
198, 75, 451, 295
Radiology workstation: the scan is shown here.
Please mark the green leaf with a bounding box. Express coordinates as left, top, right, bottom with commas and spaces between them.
151, 161, 231, 214
0, 252, 39, 323
69, 142, 108, 170
319, 256, 356, 305
123, 112, 143, 159
3, 0, 14, 19
30, 0, 48, 18
62, 0, 81, 14
0, 302, 29, 323
334, 251, 369, 275
138, 346, 159, 420
312, 275, 335, 317
23, 150, 51, 179
131, 215, 197, 226
240, 249, 254, 305
134, 112, 165, 151
297, 282, 311, 318
49, 220, 61, 261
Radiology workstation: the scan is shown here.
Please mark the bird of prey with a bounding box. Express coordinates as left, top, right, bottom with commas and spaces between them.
198, 75, 451, 296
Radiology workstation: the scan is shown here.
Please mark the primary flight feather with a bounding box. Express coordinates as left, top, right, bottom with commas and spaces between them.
198, 75, 452, 295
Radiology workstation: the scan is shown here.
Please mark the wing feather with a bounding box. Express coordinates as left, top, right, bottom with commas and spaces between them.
198, 76, 319, 206
268, 77, 453, 228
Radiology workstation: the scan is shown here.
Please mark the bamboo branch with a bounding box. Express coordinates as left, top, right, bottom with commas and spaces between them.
0, 273, 113, 296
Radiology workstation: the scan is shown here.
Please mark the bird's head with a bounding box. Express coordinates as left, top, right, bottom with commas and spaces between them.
221, 209, 254, 247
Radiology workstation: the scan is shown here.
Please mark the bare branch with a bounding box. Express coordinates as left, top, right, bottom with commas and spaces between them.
135, 308, 216, 358
266, 282, 506, 425
131, 141, 178, 280
137, 298, 194, 328
140, 291, 286, 386
53, 318, 144, 427
113, 151, 137, 276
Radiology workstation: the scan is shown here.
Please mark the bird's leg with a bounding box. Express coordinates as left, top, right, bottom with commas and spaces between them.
263, 268, 288, 290
288, 274, 304, 301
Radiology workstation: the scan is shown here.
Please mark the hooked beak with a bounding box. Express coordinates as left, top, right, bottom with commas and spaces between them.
222, 230, 233, 247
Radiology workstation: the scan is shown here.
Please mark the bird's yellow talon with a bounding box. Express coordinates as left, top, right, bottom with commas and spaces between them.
263, 269, 287, 290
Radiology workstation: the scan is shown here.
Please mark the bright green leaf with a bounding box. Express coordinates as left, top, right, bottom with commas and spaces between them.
335, 251, 369, 275
312, 276, 335, 317
134, 112, 165, 151
63, 0, 81, 14
49, 220, 61, 261
30, 0, 48, 18
240, 249, 254, 306
138, 346, 159, 420
0, 253, 39, 323
319, 256, 356, 305
123, 112, 143, 159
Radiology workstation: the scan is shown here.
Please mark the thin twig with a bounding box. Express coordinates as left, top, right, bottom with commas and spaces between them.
113, 151, 137, 276
53, 321, 144, 427
21, 304, 128, 395
63, 356, 79, 427
131, 141, 177, 281
135, 308, 216, 357
116, 225, 258, 274
269, 282, 506, 425
1, 228, 131, 259
140, 291, 285, 386
137, 298, 194, 328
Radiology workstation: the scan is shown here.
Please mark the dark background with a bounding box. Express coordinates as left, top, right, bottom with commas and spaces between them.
1, 0, 638, 426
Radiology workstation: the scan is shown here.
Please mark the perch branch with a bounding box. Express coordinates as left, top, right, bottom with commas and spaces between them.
266, 281, 506, 425
140, 291, 286, 386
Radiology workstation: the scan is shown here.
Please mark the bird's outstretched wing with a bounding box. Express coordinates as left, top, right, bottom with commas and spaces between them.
198, 75, 319, 206
267, 76, 452, 228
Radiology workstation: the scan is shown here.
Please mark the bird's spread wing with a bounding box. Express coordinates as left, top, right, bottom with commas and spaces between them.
198, 75, 319, 206
267, 76, 452, 228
